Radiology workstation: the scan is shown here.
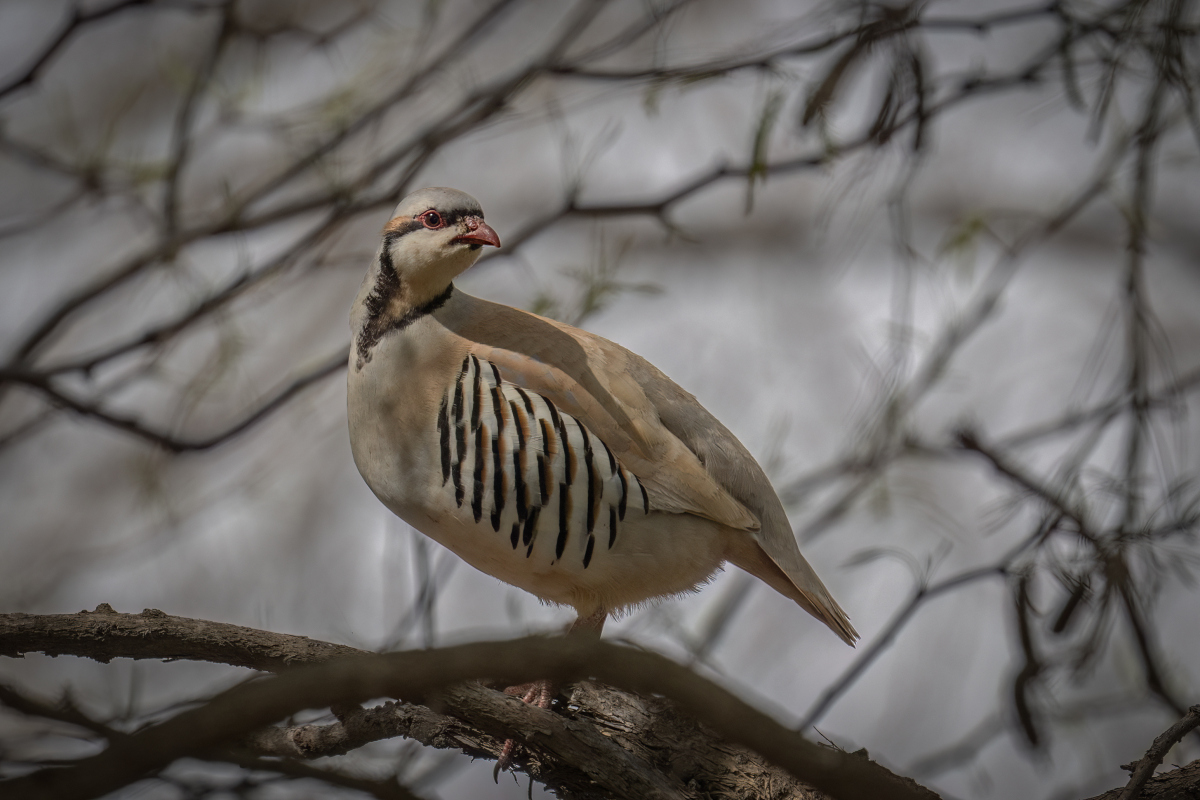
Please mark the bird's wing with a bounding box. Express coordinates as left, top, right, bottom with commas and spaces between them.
632, 355, 858, 645
443, 291, 857, 644
441, 293, 760, 532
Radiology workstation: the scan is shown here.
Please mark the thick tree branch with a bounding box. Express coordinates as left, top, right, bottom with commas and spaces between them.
0, 604, 362, 668
4, 608, 1196, 800
0, 607, 933, 800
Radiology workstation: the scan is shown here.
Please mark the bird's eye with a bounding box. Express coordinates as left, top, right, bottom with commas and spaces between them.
421, 211, 443, 229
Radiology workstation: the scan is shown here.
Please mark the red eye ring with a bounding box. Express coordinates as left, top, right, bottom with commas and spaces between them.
420, 210, 443, 229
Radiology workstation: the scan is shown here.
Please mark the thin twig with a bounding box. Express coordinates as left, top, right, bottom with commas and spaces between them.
1, 348, 347, 453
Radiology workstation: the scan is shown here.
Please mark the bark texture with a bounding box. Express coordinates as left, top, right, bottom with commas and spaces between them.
1, 607, 1195, 800
0, 607, 878, 799
1086, 759, 1200, 800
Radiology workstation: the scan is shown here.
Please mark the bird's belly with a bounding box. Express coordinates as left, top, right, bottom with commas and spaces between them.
405, 501, 726, 613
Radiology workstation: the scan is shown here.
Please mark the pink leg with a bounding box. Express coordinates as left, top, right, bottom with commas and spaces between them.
493, 609, 607, 779
567, 607, 607, 638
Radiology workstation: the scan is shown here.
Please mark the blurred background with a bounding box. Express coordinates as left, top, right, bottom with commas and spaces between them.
1, 0, 1198, 798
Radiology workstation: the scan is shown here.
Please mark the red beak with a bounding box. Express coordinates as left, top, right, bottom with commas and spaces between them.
453, 217, 501, 248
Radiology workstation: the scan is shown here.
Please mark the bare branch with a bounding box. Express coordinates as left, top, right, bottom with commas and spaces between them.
1118, 705, 1200, 800
798, 564, 1009, 731
0, 0, 158, 101
1, 349, 346, 453
0, 604, 363, 668
1087, 760, 1200, 799
0, 607, 938, 800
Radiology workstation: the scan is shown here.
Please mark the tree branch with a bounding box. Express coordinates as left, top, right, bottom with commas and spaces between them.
1118, 705, 1200, 799
0, 349, 346, 453
0, 606, 934, 800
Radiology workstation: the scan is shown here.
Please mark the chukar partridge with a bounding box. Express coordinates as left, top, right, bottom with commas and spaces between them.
347, 187, 857, 751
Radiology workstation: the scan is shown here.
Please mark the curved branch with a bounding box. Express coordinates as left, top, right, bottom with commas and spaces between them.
0, 607, 937, 800
1118, 705, 1200, 800
0, 348, 346, 453
0, 0, 158, 101
0, 605, 362, 668
798, 566, 1008, 731
551, 2, 1062, 82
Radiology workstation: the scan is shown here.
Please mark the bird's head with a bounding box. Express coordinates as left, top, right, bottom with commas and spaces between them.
372, 187, 501, 305
351, 188, 500, 359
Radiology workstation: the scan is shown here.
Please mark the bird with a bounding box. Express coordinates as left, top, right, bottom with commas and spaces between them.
347, 186, 857, 767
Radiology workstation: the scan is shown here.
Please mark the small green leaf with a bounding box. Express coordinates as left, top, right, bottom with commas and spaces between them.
745, 88, 785, 213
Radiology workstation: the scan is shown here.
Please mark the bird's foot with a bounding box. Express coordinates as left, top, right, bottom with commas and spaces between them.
492, 678, 554, 781
492, 611, 604, 780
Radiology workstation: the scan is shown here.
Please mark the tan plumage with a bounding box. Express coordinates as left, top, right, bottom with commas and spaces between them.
347, 187, 856, 646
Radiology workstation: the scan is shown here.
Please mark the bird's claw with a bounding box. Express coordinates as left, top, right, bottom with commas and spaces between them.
493, 738, 518, 781
492, 679, 554, 781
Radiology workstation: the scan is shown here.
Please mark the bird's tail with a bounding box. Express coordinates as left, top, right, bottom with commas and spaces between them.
726, 535, 858, 646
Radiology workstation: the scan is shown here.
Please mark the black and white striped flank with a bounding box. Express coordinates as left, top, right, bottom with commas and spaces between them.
437, 354, 650, 568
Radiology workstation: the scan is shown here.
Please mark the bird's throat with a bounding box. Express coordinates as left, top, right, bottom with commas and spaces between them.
355, 271, 454, 370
